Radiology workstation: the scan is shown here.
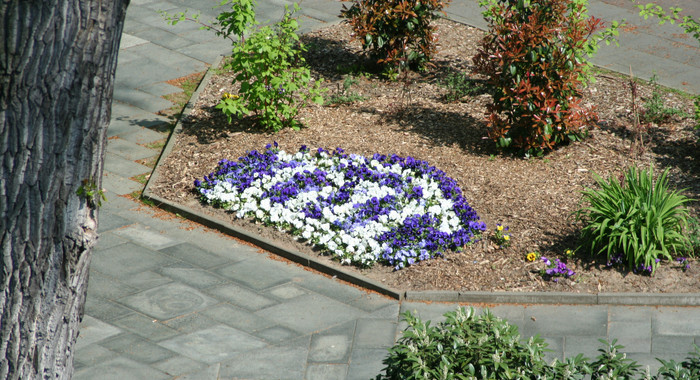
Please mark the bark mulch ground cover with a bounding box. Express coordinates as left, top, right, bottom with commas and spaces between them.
148, 19, 700, 294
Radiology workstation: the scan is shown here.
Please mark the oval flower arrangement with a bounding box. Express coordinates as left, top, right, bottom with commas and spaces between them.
194, 143, 486, 270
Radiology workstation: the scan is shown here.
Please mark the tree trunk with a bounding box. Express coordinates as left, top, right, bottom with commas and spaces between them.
0, 0, 129, 378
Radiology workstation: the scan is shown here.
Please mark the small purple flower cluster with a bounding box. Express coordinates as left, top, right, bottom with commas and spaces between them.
194, 143, 487, 269
540, 257, 575, 282
606, 253, 623, 267
633, 258, 661, 275
676, 257, 691, 272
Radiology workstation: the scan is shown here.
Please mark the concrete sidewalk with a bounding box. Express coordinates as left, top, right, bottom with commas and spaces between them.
75, 1, 700, 379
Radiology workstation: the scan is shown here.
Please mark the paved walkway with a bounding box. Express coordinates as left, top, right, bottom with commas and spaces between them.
75, 1, 700, 379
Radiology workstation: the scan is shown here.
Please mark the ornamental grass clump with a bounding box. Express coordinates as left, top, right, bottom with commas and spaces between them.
575, 165, 694, 274
194, 144, 485, 269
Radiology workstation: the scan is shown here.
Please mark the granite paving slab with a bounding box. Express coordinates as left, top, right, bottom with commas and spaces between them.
157, 325, 266, 364
118, 283, 219, 320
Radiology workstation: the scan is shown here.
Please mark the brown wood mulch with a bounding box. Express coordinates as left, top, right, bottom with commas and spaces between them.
148, 19, 700, 294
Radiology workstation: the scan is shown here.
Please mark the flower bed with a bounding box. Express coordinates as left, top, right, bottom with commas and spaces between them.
194, 143, 486, 269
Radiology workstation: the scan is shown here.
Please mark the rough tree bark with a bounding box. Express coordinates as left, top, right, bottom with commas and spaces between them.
0, 0, 129, 378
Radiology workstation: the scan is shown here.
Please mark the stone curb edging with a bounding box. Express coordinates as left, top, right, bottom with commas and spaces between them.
141, 40, 700, 308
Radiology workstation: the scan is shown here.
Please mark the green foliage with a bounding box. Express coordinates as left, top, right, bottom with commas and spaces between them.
216, 4, 325, 131
686, 216, 700, 255
640, 74, 691, 124
76, 179, 106, 207
694, 96, 700, 131
473, 0, 622, 155
340, 0, 450, 77
492, 223, 511, 248
438, 72, 487, 102
160, 0, 257, 43
589, 339, 644, 378
162, 1, 324, 132
635, 2, 700, 43
656, 345, 700, 379
633, 2, 700, 138
377, 307, 700, 379
378, 307, 551, 379
325, 75, 367, 105
575, 166, 693, 274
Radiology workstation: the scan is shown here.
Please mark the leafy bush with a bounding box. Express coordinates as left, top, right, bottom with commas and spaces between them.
378, 307, 551, 379
473, 0, 620, 154
340, 0, 450, 77
216, 4, 324, 131
575, 165, 693, 274
378, 307, 700, 379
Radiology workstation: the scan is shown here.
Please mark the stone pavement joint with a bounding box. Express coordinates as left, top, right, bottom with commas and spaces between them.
77, 1, 700, 379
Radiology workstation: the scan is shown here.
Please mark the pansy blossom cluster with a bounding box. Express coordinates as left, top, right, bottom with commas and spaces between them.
540, 257, 575, 282
194, 143, 486, 269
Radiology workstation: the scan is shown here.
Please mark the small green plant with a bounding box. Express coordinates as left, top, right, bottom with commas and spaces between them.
325, 75, 366, 105
438, 72, 487, 102
76, 179, 106, 207
640, 74, 691, 124
632, 2, 700, 138
575, 165, 694, 274
216, 4, 325, 131
474, 0, 622, 155
340, 0, 450, 77
492, 223, 511, 248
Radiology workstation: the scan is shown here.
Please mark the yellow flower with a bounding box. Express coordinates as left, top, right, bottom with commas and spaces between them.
221, 92, 239, 100
497, 225, 504, 231
565, 249, 573, 256
526, 252, 537, 262
503, 235, 510, 241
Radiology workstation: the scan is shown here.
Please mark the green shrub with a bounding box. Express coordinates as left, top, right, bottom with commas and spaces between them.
216, 4, 324, 131
378, 307, 700, 379
162, 1, 324, 132
340, 0, 450, 78
575, 165, 693, 274
377, 307, 551, 379
473, 0, 620, 155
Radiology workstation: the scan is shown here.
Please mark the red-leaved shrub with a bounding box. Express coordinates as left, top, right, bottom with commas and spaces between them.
473, 0, 604, 154
340, 0, 450, 77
